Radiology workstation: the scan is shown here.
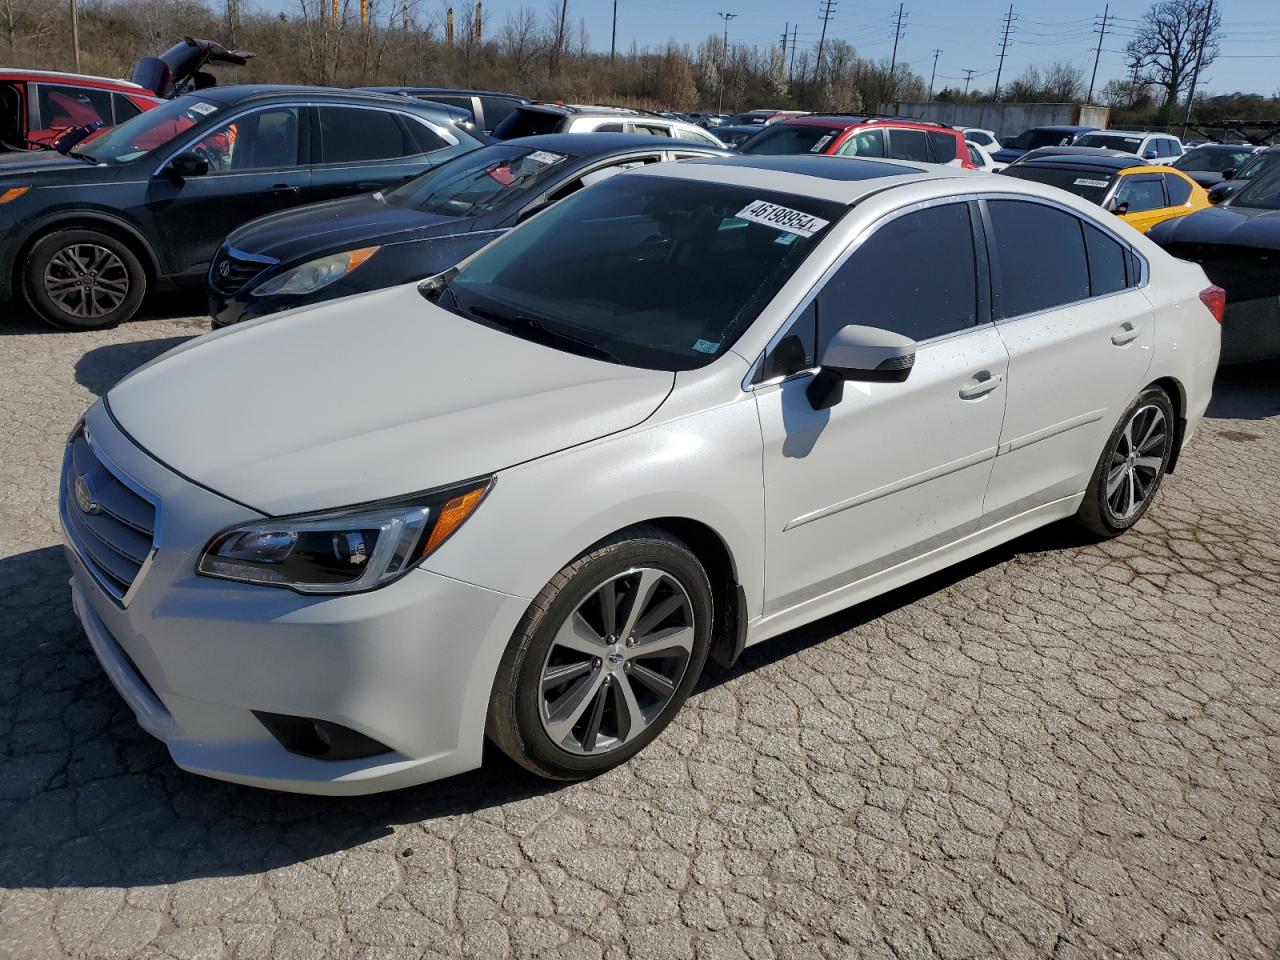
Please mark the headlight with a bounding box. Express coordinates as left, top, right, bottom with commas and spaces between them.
197, 478, 491, 593
250, 247, 381, 297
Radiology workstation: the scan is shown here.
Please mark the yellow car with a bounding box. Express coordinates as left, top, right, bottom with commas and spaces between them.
1000, 155, 1210, 232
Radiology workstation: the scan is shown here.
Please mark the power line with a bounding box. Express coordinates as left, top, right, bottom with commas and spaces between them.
993, 4, 1017, 100
1088, 4, 1113, 103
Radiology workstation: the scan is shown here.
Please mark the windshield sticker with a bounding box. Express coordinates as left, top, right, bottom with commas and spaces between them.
1074, 178, 1110, 188
810, 134, 834, 153
527, 150, 565, 165
736, 200, 830, 237
773, 232, 799, 246
188, 101, 218, 117
691, 339, 720, 354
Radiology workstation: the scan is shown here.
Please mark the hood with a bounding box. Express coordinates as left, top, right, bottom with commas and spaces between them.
991, 147, 1025, 163
0, 150, 100, 177
227, 194, 469, 262
1152, 202, 1280, 250
131, 37, 253, 98
106, 283, 674, 515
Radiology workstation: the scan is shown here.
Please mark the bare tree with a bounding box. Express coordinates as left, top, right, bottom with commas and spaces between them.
499, 5, 540, 85
1125, 0, 1221, 117
0, 0, 57, 55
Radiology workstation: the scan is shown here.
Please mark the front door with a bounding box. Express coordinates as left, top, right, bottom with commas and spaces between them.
756, 200, 1009, 619
980, 198, 1154, 522
147, 105, 309, 281
1111, 173, 1170, 233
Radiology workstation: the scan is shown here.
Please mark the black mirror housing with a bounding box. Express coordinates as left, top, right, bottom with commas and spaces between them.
165, 152, 209, 181
1221, 168, 1236, 181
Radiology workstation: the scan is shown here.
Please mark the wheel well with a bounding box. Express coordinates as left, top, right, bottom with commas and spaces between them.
14, 218, 158, 296
644, 517, 746, 670
1147, 376, 1188, 474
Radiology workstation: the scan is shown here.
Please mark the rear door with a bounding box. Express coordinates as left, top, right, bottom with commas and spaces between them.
980, 198, 1153, 523
147, 104, 310, 280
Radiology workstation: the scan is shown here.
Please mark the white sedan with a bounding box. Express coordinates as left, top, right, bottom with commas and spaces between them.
61, 155, 1222, 793
966, 139, 1006, 172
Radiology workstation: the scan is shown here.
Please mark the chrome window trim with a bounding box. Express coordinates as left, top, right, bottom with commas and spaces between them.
742, 190, 1149, 391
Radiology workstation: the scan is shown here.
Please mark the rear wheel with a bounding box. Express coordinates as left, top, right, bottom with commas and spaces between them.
23, 228, 146, 329
488, 525, 712, 780
1075, 387, 1175, 537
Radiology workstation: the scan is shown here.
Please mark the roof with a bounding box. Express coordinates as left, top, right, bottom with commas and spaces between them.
1081, 129, 1173, 138
1027, 124, 1096, 132
1185, 142, 1259, 151
360, 86, 527, 101
503, 132, 728, 155
193, 84, 423, 104
0, 68, 143, 89
633, 154, 956, 204
779, 114, 951, 130
1016, 154, 1147, 172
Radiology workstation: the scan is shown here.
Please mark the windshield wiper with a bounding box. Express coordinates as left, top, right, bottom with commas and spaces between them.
466, 302, 617, 363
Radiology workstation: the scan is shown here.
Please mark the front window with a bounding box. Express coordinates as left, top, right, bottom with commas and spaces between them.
1075, 133, 1145, 153
1000, 165, 1115, 204
434, 175, 843, 370
740, 124, 847, 156
1173, 146, 1256, 173
383, 144, 574, 216
1231, 167, 1280, 210
69, 95, 226, 163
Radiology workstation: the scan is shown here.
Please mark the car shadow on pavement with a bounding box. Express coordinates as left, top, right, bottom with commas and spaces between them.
74, 336, 197, 396
1205, 360, 1280, 420
0, 291, 209, 336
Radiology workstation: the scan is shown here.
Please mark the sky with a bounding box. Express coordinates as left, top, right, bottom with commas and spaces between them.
259, 0, 1280, 97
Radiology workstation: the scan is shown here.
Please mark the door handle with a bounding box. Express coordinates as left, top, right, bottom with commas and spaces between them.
1112, 322, 1142, 346
265, 184, 299, 197
959, 371, 1003, 400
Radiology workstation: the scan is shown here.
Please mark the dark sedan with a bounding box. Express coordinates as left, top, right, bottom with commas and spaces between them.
1148, 167, 1280, 364
1171, 144, 1259, 188
0, 85, 482, 328
208, 133, 729, 327
1206, 145, 1280, 205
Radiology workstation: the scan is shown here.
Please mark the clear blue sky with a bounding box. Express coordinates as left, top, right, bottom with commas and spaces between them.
268, 0, 1278, 95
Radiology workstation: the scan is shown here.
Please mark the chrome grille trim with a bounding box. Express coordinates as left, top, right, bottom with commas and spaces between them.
60, 426, 158, 607
209, 245, 278, 297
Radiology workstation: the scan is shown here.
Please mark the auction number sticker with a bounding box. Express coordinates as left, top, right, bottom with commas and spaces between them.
189, 101, 218, 117
1073, 178, 1110, 188
736, 200, 830, 237
527, 150, 566, 165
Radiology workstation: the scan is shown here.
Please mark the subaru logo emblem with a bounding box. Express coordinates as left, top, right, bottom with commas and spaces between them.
74, 474, 100, 515
218, 261, 232, 278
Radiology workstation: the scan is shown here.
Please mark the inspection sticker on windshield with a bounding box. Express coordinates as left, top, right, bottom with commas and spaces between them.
736, 200, 829, 237
810, 134, 834, 153
188, 101, 218, 117
527, 150, 565, 165
1074, 178, 1110, 188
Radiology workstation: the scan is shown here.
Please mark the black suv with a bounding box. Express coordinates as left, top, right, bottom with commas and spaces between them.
0, 85, 481, 328
360, 87, 530, 135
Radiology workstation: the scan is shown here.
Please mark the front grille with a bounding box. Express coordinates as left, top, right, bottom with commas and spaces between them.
209, 245, 277, 297
60, 427, 157, 605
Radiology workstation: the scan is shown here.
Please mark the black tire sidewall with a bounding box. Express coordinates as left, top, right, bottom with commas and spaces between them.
501, 532, 713, 780
1082, 387, 1176, 536
24, 229, 146, 330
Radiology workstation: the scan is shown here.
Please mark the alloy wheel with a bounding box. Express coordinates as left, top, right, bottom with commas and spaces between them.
538, 567, 696, 756
43, 243, 130, 319
1106, 403, 1167, 521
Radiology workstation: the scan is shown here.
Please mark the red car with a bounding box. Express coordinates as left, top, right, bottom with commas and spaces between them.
738, 115, 976, 169
1, 38, 251, 151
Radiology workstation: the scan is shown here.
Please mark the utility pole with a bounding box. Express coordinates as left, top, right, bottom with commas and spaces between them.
993, 4, 1016, 101
475, 0, 482, 40
928, 48, 941, 98
780, 22, 789, 73
610, 0, 618, 62
814, 0, 836, 86
1087, 4, 1112, 103
68, 0, 80, 70
962, 68, 977, 98
788, 24, 798, 84
1180, 0, 1213, 138
717, 11, 737, 113
887, 3, 906, 100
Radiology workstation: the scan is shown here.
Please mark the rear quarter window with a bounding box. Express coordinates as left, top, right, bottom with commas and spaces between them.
927, 130, 960, 163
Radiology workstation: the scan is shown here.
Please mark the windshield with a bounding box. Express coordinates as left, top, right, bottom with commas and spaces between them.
492, 107, 563, 140
740, 124, 846, 155
1233, 150, 1279, 182
1076, 133, 1144, 153
437, 174, 843, 370
1173, 146, 1255, 173
1009, 128, 1078, 151
70, 95, 223, 163
384, 144, 573, 216
1001, 165, 1115, 204
1230, 166, 1280, 210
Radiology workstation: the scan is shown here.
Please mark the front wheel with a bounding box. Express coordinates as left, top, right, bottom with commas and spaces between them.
487, 525, 713, 780
1075, 387, 1176, 538
23, 228, 147, 329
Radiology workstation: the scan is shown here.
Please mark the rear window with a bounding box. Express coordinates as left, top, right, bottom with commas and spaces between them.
739, 124, 846, 156
928, 130, 960, 163
493, 107, 564, 140
385, 144, 571, 215
1001, 165, 1115, 204
1173, 146, 1254, 173
1076, 133, 1144, 153
1009, 128, 1080, 150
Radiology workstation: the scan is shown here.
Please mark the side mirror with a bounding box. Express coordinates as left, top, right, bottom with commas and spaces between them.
1221, 168, 1236, 181
1107, 198, 1130, 215
163, 151, 209, 181
806, 324, 916, 410
1142, 148, 1159, 160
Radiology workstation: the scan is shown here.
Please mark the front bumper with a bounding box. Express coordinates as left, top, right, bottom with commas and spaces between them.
62, 403, 531, 794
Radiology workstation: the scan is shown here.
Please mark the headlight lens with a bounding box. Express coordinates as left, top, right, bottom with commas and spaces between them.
197, 479, 491, 593
250, 247, 381, 297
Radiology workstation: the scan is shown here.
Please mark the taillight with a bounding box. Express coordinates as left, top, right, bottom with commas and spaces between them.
1199, 285, 1226, 324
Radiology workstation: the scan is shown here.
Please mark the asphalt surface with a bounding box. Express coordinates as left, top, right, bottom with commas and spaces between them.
1, 301, 1278, 960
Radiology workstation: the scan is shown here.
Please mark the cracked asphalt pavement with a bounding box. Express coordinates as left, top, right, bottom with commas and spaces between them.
1, 302, 1278, 960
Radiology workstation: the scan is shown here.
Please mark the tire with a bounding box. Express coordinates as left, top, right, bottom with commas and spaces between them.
23, 228, 147, 330
487, 525, 713, 781
1074, 386, 1176, 538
